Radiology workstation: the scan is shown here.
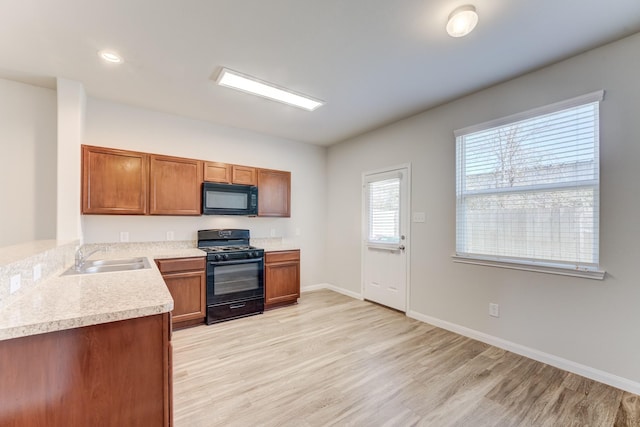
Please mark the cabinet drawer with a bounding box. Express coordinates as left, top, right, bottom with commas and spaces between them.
265, 250, 300, 263
156, 257, 205, 273
207, 299, 264, 324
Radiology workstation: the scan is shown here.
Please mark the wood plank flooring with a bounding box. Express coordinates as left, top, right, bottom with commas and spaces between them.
172, 290, 640, 426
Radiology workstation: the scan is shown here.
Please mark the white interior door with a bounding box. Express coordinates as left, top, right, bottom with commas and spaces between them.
362, 166, 409, 312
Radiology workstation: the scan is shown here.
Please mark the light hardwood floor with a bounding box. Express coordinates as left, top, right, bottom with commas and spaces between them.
172, 290, 640, 426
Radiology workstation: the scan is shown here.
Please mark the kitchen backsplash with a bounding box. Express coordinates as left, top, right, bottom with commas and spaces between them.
82, 240, 198, 254
0, 240, 77, 310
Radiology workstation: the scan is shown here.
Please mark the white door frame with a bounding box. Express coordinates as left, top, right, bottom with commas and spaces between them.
361, 163, 411, 313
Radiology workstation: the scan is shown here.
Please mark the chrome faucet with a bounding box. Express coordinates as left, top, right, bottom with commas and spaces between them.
75, 247, 100, 271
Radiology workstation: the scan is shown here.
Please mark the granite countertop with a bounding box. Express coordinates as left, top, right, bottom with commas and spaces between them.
0, 247, 206, 341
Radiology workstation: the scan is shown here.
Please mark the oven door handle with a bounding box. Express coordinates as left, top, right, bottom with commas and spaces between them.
208, 257, 263, 267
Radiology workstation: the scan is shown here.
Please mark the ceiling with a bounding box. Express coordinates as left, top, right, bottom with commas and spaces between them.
1, 1, 640, 146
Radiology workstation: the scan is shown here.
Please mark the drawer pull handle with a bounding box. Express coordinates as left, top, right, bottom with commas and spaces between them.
230, 303, 246, 309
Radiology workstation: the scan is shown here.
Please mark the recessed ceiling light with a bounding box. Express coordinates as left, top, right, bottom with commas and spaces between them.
446, 5, 479, 37
216, 68, 324, 111
98, 50, 123, 64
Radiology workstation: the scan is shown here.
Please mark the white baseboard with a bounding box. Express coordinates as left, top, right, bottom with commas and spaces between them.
407, 310, 640, 396
301, 283, 364, 300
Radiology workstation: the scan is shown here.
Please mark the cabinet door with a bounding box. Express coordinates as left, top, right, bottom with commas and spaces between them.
0, 313, 171, 426
265, 251, 300, 309
163, 270, 206, 323
257, 168, 291, 217
204, 161, 232, 183
232, 165, 257, 185
149, 155, 203, 215
82, 145, 148, 214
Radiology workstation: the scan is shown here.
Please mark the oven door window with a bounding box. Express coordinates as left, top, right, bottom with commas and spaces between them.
213, 262, 260, 295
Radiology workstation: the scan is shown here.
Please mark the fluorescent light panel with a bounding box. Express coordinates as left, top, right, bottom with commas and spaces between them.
216, 68, 324, 111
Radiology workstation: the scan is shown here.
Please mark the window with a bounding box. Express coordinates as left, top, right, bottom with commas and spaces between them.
366, 173, 401, 246
454, 91, 604, 278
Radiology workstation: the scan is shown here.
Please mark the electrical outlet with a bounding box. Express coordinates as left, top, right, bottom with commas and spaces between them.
489, 303, 500, 318
412, 212, 426, 223
120, 231, 129, 242
166, 231, 174, 241
270, 228, 276, 237
295, 228, 301, 236
10, 274, 21, 294
33, 264, 42, 282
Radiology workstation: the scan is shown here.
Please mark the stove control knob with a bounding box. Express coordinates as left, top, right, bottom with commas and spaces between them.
222, 254, 229, 261
253, 251, 260, 258
213, 254, 221, 261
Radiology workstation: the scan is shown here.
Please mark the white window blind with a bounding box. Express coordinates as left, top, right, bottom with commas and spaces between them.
366, 175, 401, 246
455, 91, 603, 272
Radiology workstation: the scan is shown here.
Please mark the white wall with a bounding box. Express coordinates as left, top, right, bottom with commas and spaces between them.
326, 33, 640, 387
82, 98, 327, 286
0, 78, 57, 247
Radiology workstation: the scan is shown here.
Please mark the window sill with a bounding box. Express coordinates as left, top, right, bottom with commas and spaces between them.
451, 255, 605, 280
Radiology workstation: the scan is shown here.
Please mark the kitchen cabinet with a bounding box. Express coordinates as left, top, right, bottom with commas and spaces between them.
149, 154, 203, 215
204, 162, 256, 185
204, 161, 232, 183
0, 313, 172, 426
157, 257, 206, 329
82, 145, 148, 214
264, 250, 300, 309
257, 168, 291, 217
83, 145, 293, 218
82, 145, 202, 216
231, 165, 257, 185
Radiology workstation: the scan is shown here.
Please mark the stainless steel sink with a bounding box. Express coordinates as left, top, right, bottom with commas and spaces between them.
61, 257, 151, 276
84, 257, 148, 267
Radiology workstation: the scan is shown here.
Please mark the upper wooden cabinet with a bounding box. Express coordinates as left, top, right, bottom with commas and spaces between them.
258, 168, 291, 217
231, 165, 257, 185
149, 155, 203, 215
203, 161, 232, 183
204, 162, 257, 186
82, 145, 148, 214
83, 145, 292, 218
83, 145, 202, 216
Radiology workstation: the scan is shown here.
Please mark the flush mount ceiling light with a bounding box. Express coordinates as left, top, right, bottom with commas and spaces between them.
98, 50, 123, 64
446, 5, 479, 37
216, 68, 324, 111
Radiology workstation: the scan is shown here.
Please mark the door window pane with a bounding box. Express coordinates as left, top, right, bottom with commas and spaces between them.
368, 177, 400, 245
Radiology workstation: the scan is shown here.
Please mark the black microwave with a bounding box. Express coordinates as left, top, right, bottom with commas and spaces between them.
202, 182, 258, 216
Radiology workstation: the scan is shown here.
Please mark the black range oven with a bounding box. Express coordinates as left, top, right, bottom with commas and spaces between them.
198, 229, 264, 324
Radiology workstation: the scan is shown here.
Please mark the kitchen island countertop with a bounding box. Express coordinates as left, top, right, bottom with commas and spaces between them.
0, 246, 205, 341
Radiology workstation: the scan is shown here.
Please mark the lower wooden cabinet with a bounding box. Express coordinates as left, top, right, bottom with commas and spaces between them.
156, 257, 206, 329
0, 313, 172, 426
264, 250, 300, 310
